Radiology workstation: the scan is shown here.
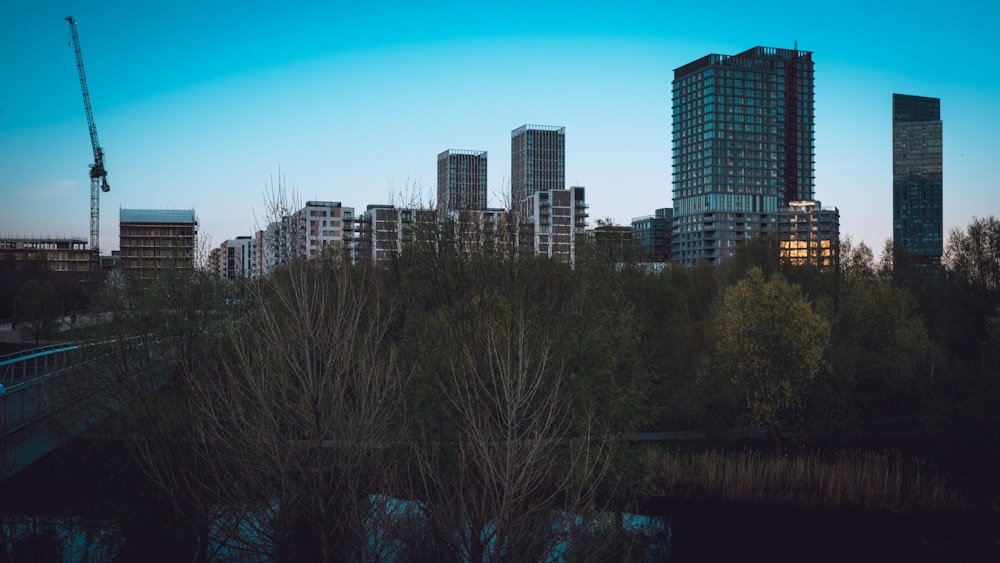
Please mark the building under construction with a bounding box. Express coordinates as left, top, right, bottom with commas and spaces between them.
0, 237, 95, 275
119, 209, 197, 281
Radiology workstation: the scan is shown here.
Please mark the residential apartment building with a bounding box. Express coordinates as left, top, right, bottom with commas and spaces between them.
294, 201, 355, 260
260, 215, 293, 275
519, 186, 588, 264
443, 208, 519, 256
632, 208, 673, 264
776, 200, 839, 269
438, 149, 488, 216
354, 205, 438, 265
671, 46, 815, 268
209, 236, 254, 281
509, 125, 588, 263
511, 125, 565, 216
119, 209, 197, 281
892, 93, 943, 276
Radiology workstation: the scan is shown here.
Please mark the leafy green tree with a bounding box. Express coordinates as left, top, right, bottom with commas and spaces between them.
839, 237, 877, 282
878, 239, 896, 282
709, 267, 830, 454
14, 279, 62, 345
945, 215, 1000, 315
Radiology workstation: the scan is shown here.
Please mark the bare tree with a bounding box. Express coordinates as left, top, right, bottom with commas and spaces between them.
403, 310, 618, 562
184, 254, 406, 561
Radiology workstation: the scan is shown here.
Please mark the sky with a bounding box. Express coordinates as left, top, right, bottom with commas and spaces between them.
2, 0, 998, 256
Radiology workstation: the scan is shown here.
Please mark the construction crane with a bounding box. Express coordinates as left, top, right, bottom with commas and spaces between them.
65, 16, 109, 254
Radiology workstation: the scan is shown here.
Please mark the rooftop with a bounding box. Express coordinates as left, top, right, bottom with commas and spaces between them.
120, 209, 197, 224
511, 124, 565, 137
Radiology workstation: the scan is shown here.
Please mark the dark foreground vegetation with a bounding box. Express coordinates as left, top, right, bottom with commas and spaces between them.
2, 215, 1000, 561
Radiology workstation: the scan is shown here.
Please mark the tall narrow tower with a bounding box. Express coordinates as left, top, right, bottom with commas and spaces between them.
437, 149, 488, 215
670, 46, 814, 268
511, 125, 565, 214
892, 93, 942, 276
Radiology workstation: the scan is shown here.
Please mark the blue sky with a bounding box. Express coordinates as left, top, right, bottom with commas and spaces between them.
2, 0, 998, 255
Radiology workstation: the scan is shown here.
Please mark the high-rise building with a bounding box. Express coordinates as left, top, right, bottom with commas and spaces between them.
892, 93, 942, 275
437, 149, 487, 215
511, 125, 565, 213
119, 209, 197, 281
671, 46, 815, 268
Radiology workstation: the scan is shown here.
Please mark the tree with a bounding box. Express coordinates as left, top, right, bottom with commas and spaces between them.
945, 215, 1000, 314
405, 308, 620, 562
183, 255, 406, 561
14, 279, 62, 345
828, 277, 934, 425
878, 238, 896, 282
839, 237, 877, 283
709, 267, 830, 454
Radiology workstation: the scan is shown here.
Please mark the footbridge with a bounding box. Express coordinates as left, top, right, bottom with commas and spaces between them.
0, 337, 157, 479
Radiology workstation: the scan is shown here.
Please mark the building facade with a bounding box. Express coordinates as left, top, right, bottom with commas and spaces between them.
438, 150, 488, 216
511, 125, 565, 215
0, 237, 95, 275
209, 236, 255, 281
260, 216, 293, 275
776, 200, 839, 269
354, 205, 438, 265
671, 46, 815, 268
892, 93, 943, 275
119, 209, 197, 280
294, 201, 355, 260
519, 186, 588, 264
632, 208, 673, 264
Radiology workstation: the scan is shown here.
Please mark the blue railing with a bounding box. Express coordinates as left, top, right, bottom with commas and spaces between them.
0, 337, 148, 435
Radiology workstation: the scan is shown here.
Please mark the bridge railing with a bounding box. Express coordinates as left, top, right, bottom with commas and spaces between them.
0, 335, 154, 437
0, 344, 81, 386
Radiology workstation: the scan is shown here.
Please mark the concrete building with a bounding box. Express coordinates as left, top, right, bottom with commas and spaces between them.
443, 208, 519, 257
355, 205, 518, 265
294, 201, 355, 260
892, 93, 943, 276
671, 46, 815, 268
354, 205, 438, 265
261, 216, 293, 275
776, 200, 839, 269
0, 237, 95, 275
209, 236, 255, 281
438, 150, 488, 216
519, 186, 588, 264
119, 209, 197, 281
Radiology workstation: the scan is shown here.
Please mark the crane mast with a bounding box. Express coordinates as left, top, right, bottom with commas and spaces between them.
65, 16, 109, 254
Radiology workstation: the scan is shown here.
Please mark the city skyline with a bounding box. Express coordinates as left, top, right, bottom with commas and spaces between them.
2, 1, 998, 255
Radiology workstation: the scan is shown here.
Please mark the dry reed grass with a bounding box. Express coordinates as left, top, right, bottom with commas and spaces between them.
654, 448, 962, 513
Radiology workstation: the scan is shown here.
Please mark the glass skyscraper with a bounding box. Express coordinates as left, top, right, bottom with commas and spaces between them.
892, 93, 942, 274
671, 46, 815, 268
